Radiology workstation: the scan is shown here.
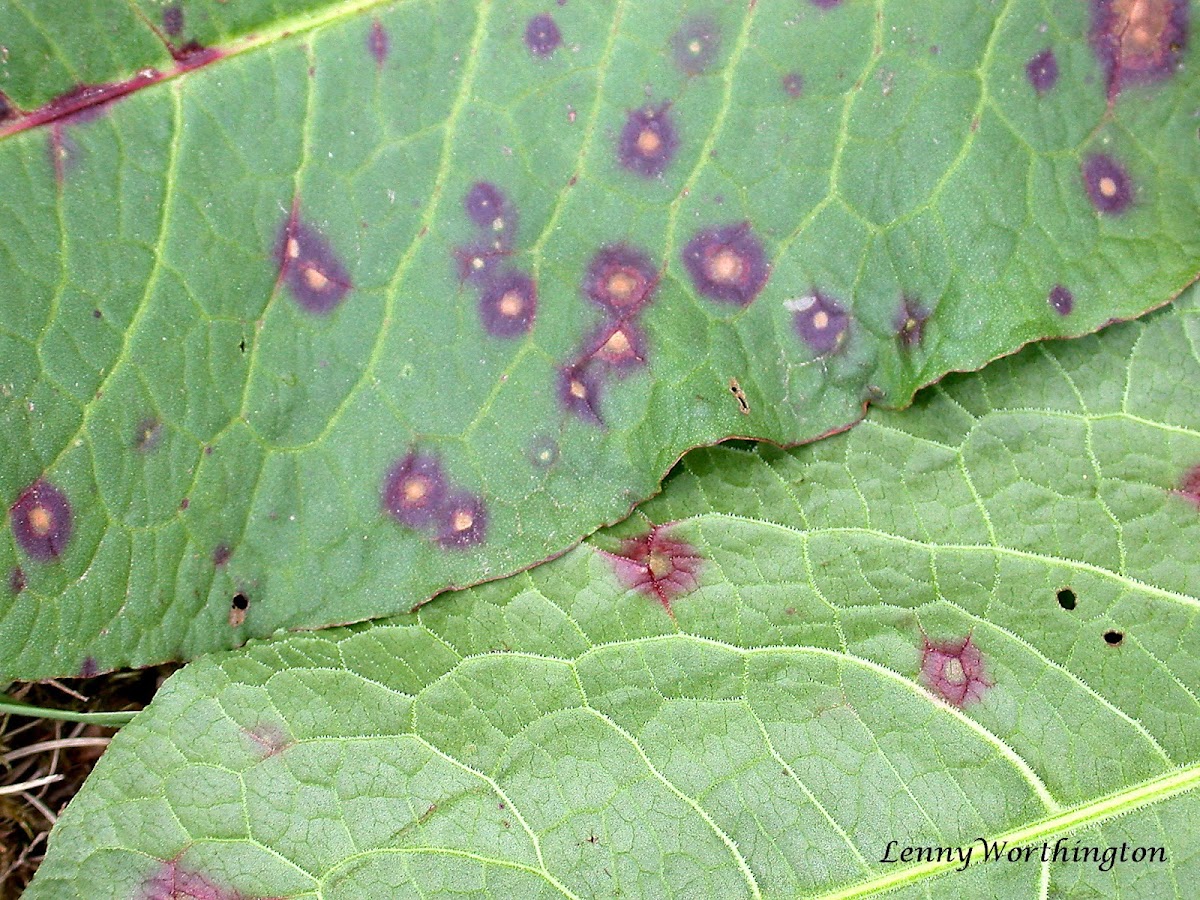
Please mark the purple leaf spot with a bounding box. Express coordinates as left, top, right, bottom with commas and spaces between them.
277, 214, 353, 314
672, 16, 721, 75
810, 0, 844, 8
1048, 284, 1075, 315
681, 222, 770, 306
618, 104, 679, 178
454, 242, 511, 285
1175, 464, 1200, 505
212, 545, 232, 567
1082, 153, 1133, 215
368, 20, 390, 66
782, 72, 805, 98
479, 271, 537, 337
140, 857, 280, 900
895, 298, 929, 348
135, 417, 163, 452
920, 635, 992, 707
585, 321, 648, 371
79, 656, 99, 678
10, 479, 72, 561
162, 4, 184, 37
1025, 48, 1059, 93
525, 13, 562, 58
382, 451, 450, 529
464, 181, 516, 242
603, 527, 703, 614
789, 292, 850, 355
583, 244, 659, 316
558, 361, 606, 425
436, 492, 488, 549
9, 566, 25, 595
1090, 0, 1189, 96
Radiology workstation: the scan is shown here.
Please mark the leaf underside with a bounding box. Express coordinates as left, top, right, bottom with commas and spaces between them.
27, 286, 1200, 897
1, 0, 1198, 678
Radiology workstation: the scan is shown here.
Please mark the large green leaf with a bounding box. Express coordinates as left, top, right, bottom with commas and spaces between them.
3, 0, 1198, 678
27, 289, 1200, 897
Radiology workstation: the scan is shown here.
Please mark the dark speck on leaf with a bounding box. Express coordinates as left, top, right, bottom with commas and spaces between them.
782, 72, 804, 98
92, 308, 102, 319
479, 271, 537, 337
78, 656, 99, 678
162, 4, 184, 37
277, 214, 353, 314
1049, 285, 1074, 315
213, 545, 232, 567
9, 567, 25, 595
1082, 153, 1133, 215
10, 479, 72, 562
1026, 48, 1059, 93
672, 16, 721, 75
436, 492, 488, 549
454, 242, 510, 284
618, 104, 679, 178
525, 13, 562, 58
530, 436, 560, 468
681, 222, 769, 306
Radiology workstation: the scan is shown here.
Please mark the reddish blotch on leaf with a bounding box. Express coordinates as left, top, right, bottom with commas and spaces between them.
436, 492, 488, 549
1082, 153, 1133, 215
525, 14, 563, 58
920, 634, 993, 707
479, 271, 538, 337
382, 451, 450, 528
1090, 0, 1189, 97
603, 527, 704, 614
1049, 285, 1075, 315
1025, 48, 1059, 94
368, 20, 390, 66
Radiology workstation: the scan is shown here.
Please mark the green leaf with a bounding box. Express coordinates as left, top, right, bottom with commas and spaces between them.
3, 0, 1198, 677
28, 290, 1200, 897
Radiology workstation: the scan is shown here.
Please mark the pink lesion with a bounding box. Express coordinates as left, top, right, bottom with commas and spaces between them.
919, 634, 993, 708
243, 723, 293, 758
601, 526, 704, 614
140, 855, 280, 900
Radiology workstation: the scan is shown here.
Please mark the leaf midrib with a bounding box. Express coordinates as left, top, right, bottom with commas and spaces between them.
817, 765, 1200, 899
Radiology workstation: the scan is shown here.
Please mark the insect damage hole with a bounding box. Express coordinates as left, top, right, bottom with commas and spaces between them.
729, 378, 750, 415
1103, 629, 1124, 645
1056, 587, 1077, 610
229, 592, 249, 627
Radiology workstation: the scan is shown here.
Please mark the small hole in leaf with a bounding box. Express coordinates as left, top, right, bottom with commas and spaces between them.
1056, 588, 1076, 610
232, 593, 249, 611
1103, 629, 1123, 645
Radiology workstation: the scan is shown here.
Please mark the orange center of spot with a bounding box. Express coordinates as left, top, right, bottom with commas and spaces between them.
647, 551, 673, 579
286, 237, 300, 259
498, 291, 524, 317
603, 329, 631, 355
403, 478, 428, 503
569, 379, 588, 400
303, 265, 330, 291
706, 249, 744, 284
1115, 0, 1168, 55
688, 39, 703, 54
636, 128, 662, 156
1099, 176, 1118, 198
28, 506, 52, 536
943, 658, 966, 685
607, 270, 642, 302
812, 310, 830, 330
452, 510, 474, 532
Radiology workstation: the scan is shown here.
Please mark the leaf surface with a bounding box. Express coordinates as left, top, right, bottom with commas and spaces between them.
27, 289, 1200, 897
2, 0, 1199, 676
